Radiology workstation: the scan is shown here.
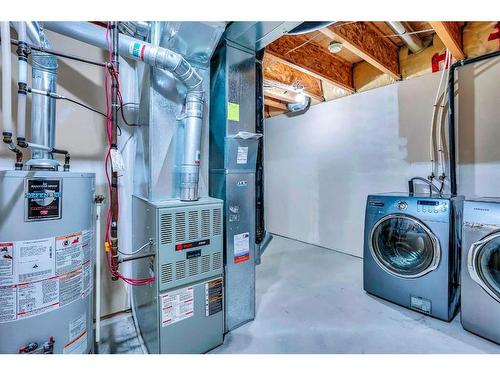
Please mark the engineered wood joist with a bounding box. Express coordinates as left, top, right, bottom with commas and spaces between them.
265, 35, 354, 92
263, 53, 325, 101
320, 22, 401, 80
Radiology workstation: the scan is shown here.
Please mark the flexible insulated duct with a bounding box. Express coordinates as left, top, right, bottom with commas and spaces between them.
45, 21, 204, 200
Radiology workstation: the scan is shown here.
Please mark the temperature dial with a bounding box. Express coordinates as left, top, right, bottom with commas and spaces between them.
397, 201, 408, 211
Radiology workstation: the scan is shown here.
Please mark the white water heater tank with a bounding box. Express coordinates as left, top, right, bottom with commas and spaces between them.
0, 170, 95, 354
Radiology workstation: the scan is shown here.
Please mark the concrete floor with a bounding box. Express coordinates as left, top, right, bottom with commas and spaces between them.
98, 235, 500, 354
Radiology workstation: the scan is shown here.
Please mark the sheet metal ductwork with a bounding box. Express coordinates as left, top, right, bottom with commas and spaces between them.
45, 21, 206, 200
28, 24, 59, 168
387, 21, 425, 54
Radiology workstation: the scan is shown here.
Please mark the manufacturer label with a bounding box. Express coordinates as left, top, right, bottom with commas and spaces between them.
25, 179, 62, 221
128, 42, 146, 61
410, 295, 432, 314
160, 286, 194, 327
237, 146, 248, 164
175, 239, 210, 251
234, 232, 250, 264
205, 278, 223, 317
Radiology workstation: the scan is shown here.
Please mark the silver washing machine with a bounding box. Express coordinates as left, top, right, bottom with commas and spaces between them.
363, 193, 463, 321
461, 198, 500, 344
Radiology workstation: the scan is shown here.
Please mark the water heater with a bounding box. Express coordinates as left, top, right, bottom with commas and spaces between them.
0, 170, 95, 354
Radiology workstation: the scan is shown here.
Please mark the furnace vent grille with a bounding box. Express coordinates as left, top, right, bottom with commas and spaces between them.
201, 209, 210, 238
188, 211, 199, 240
188, 257, 199, 277
175, 260, 186, 280
213, 208, 222, 236
201, 254, 210, 273
160, 263, 173, 283
213, 252, 222, 270
175, 212, 186, 242
160, 213, 173, 244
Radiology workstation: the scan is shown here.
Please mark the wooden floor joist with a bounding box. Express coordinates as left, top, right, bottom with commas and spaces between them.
264, 97, 288, 110
266, 35, 354, 92
263, 53, 325, 101
429, 22, 466, 60
320, 22, 401, 80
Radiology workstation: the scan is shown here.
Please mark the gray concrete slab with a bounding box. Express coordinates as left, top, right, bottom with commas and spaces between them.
98, 235, 500, 354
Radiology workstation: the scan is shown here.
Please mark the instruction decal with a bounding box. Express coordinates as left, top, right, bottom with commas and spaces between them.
205, 278, 223, 317
0, 285, 17, 322
236, 146, 248, 164
17, 277, 59, 319
227, 102, 240, 122
16, 237, 55, 284
233, 232, 250, 264
63, 331, 88, 354
160, 286, 194, 327
0, 243, 14, 286
0, 229, 94, 323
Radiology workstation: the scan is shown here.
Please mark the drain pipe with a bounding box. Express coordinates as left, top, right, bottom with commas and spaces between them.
447, 49, 500, 195
44, 21, 204, 200
1, 22, 23, 169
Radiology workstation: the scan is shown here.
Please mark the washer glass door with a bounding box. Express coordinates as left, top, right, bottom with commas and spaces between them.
370, 214, 440, 278
470, 233, 500, 302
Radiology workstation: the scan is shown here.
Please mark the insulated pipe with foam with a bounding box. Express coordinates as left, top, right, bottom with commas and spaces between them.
45, 22, 204, 200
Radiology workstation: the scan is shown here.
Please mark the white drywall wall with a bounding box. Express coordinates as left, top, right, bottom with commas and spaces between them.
264, 59, 500, 258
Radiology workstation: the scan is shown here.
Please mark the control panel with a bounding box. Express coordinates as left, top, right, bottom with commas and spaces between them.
417, 200, 448, 213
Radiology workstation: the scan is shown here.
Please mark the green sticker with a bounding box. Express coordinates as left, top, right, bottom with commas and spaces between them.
227, 102, 240, 122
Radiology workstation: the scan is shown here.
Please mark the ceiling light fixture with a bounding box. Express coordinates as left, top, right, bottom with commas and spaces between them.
327, 41, 343, 54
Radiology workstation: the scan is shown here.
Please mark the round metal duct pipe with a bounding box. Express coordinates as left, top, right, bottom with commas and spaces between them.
387, 21, 425, 54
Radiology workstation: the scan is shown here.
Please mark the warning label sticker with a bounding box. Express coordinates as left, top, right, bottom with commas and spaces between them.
63, 331, 88, 354
234, 232, 250, 264
81, 230, 93, 263
160, 286, 194, 327
205, 278, 223, 317
59, 269, 83, 307
0, 285, 16, 322
56, 233, 83, 275
236, 146, 249, 165
17, 277, 59, 319
16, 237, 55, 283
81, 260, 92, 298
69, 312, 87, 342
0, 228, 94, 324
0, 243, 14, 286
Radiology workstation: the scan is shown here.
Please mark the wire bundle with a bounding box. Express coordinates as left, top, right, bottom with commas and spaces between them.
103, 22, 154, 286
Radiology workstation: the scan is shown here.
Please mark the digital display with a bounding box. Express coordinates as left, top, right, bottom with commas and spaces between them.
417, 200, 439, 206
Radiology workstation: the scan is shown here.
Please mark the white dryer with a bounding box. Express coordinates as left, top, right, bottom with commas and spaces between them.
462, 198, 500, 344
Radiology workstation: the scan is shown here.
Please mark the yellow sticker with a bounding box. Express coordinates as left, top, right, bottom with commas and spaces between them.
227, 102, 240, 122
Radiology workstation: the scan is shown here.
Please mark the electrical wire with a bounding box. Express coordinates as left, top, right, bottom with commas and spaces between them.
28, 88, 108, 118
102, 22, 154, 286
117, 240, 153, 256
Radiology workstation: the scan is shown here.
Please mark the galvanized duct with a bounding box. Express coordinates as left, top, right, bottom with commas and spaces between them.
45, 21, 204, 200
387, 21, 425, 54
26, 22, 59, 169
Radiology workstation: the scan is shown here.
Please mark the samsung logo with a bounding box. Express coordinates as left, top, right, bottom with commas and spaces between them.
473, 207, 489, 212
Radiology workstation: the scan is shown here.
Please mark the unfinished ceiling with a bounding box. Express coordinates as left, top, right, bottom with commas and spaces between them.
263, 21, 498, 117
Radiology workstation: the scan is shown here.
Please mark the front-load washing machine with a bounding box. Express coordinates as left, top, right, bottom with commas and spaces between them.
363, 193, 463, 321
461, 198, 500, 344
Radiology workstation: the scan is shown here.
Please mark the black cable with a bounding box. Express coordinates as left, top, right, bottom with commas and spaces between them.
3, 37, 108, 68
62, 96, 108, 118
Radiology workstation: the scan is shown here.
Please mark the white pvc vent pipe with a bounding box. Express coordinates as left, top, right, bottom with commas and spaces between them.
1, 22, 13, 136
